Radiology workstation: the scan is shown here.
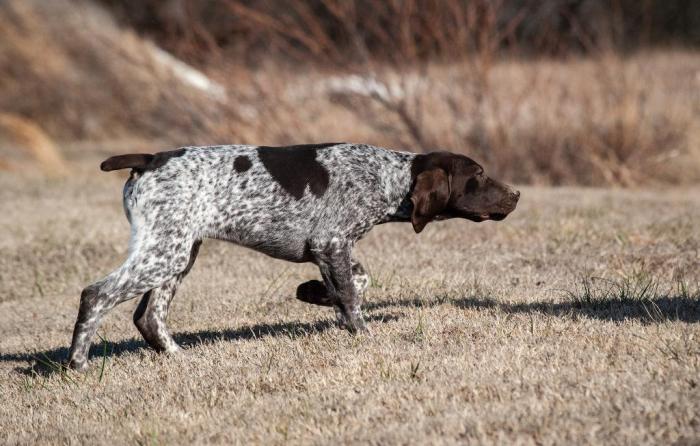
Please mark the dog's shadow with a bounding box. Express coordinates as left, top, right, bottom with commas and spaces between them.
5, 287, 698, 378
451, 295, 700, 323
4, 313, 399, 378
366, 288, 700, 324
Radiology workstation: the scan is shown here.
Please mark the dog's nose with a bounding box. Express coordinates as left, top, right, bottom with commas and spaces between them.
513, 190, 520, 200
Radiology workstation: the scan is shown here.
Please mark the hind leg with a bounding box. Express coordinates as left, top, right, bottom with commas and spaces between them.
133, 277, 183, 353
133, 241, 201, 353
67, 236, 196, 371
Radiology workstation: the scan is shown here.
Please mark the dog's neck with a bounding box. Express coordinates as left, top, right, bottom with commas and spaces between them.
378, 151, 417, 224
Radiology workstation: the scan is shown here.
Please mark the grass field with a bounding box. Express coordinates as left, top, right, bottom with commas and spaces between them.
1, 158, 699, 444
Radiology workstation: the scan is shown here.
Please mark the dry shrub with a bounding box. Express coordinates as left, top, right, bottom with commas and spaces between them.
197, 0, 700, 185
104, 0, 700, 64
1, 0, 698, 186
242, 50, 700, 186
0, 113, 68, 176
0, 0, 238, 144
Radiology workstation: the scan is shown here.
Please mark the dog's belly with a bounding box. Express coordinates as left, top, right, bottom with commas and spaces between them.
212, 219, 313, 263
243, 237, 312, 263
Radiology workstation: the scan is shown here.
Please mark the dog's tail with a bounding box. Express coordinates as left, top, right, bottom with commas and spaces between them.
100, 154, 154, 172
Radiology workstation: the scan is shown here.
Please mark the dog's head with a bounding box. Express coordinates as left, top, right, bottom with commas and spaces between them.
409, 152, 520, 233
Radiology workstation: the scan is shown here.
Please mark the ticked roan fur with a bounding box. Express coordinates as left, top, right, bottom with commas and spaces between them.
67, 143, 520, 371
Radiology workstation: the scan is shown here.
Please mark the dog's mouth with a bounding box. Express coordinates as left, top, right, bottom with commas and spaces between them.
462, 212, 488, 222
438, 209, 512, 222
462, 212, 509, 222
481, 196, 519, 222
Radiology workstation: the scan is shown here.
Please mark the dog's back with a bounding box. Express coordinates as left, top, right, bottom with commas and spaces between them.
115, 143, 414, 261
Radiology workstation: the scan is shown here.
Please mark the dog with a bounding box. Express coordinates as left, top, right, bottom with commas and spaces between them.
67, 143, 519, 370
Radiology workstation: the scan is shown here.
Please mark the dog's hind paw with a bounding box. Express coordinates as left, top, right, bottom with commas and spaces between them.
296, 280, 334, 307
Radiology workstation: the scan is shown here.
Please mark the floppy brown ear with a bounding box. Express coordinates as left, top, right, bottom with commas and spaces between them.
410, 168, 450, 233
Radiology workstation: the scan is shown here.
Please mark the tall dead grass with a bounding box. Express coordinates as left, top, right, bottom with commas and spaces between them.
207, 0, 700, 186
1, 0, 698, 185
0, 113, 68, 176
106, 0, 700, 64
0, 0, 239, 144
222, 50, 700, 186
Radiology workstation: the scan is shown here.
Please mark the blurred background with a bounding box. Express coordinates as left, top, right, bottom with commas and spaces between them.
1, 0, 699, 186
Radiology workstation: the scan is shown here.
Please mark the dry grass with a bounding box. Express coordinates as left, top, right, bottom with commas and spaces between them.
2, 3, 697, 441
0, 153, 698, 444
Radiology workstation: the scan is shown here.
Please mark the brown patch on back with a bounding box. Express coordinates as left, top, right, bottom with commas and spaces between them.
257, 143, 338, 200
148, 148, 186, 170
233, 155, 252, 173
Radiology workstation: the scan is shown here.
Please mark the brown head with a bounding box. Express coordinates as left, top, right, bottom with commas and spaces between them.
409, 152, 520, 233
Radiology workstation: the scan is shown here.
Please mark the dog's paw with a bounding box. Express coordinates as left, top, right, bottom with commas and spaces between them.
163, 343, 183, 355
66, 359, 89, 373
296, 280, 334, 306
348, 318, 369, 335
341, 313, 369, 335
334, 305, 349, 329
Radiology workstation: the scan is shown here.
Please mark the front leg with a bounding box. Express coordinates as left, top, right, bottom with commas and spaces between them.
310, 240, 367, 333
296, 258, 369, 306
350, 259, 369, 297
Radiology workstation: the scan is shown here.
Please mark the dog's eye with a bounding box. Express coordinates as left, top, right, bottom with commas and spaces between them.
465, 178, 478, 193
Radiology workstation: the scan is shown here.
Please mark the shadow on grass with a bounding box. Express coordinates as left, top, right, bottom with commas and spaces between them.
451, 294, 700, 323
3, 313, 398, 377
366, 277, 700, 324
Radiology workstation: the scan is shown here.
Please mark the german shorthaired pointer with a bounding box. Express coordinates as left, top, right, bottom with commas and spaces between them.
67, 143, 519, 370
